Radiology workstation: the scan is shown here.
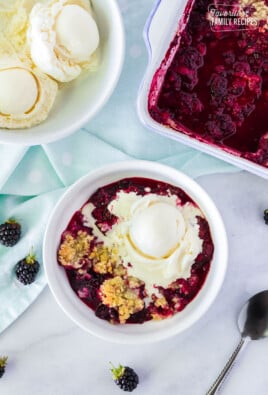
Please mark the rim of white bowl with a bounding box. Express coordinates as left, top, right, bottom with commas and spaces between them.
43, 160, 228, 343
0, 0, 125, 146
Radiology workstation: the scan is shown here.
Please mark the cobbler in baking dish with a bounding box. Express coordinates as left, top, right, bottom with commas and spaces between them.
148, 0, 268, 167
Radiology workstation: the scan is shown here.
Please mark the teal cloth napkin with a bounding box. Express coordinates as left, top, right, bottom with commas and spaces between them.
0, 0, 238, 334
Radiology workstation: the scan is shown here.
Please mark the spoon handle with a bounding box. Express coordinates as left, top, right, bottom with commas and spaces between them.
206, 337, 249, 395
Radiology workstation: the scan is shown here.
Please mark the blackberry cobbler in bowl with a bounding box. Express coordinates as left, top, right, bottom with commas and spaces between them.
43, 161, 227, 343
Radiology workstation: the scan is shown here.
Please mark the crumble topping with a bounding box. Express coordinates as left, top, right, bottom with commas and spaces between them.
90, 244, 126, 276
100, 276, 144, 323
127, 276, 144, 289
58, 231, 92, 268
154, 296, 168, 308
239, 0, 268, 29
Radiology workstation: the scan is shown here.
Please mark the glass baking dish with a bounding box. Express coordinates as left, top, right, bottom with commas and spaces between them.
137, 0, 268, 179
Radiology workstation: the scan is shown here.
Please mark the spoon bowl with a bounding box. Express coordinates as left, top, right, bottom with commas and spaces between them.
239, 291, 268, 340
207, 290, 268, 394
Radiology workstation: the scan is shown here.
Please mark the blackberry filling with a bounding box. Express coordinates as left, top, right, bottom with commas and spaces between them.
148, 0, 268, 167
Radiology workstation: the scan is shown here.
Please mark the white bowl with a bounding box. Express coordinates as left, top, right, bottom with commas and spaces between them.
0, 0, 125, 146
137, 0, 268, 179
43, 160, 228, 343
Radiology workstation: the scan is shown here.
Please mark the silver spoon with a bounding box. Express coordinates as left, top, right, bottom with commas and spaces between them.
206, 290, 268, 395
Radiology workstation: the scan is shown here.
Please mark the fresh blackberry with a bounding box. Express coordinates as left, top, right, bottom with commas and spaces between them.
264, 209, 268, 224
0, 356, 8, 378
110, 363, 139, 392
15, 250, 40, 285
0, 219, 21, 247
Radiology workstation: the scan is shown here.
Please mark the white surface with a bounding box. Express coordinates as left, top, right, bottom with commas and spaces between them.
2, 170, 268, 394
43, 161, 227, 343
0, 0, 124, 145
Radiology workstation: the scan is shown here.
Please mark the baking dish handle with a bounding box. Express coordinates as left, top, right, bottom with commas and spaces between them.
143, 0, 179, 63
143, 0, 194, 65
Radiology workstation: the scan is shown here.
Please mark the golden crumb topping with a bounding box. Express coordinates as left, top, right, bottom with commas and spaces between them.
238, 0, 268, 29
150, 295, 171, 321
100, 276, 144, 323
151, 313, 164, 321
127, 276, 144, 289
90, 244, 127, 276
58, 231, 92, 268
154, 296, 168, 308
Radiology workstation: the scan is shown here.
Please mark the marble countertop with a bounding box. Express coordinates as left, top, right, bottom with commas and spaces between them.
1, 169, 268, 395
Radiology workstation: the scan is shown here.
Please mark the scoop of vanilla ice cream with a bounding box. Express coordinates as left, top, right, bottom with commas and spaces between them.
0, 67, 38, 115
0, 57, 58, 129
27, 0, 100, 82
56, 4, 99, 62
129, 202, 185, 258
82, 191, 204, 298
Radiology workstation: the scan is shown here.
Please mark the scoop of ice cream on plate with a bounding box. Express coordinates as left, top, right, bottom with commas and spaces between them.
0, 56, 58, 128
27, 0, 100, 82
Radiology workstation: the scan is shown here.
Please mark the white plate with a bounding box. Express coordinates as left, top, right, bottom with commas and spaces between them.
0, 0, 125, 145
43, 160, 228, 343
